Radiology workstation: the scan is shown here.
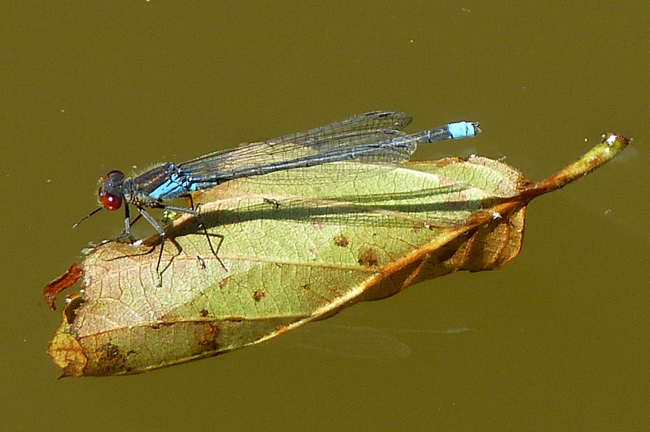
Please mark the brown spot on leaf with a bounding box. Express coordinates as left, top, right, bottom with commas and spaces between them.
43, 262, 83, 311
253, 289, 266, 302
358, 247, 380, 267
97, 343, 127, 374
193, 322, 220, 354
199, 309, 209, 317
219, 276, 230, 289
333, 234, 349, 247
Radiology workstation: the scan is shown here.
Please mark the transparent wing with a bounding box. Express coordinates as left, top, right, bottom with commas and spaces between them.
178, 111, 413, 180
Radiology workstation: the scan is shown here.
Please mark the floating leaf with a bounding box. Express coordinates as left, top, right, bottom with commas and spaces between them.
44, 133, 629, 376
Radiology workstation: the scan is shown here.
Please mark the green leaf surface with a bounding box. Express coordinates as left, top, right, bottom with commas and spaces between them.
45, 133, 628, 376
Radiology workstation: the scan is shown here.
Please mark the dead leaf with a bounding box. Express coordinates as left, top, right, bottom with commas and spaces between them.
44, 133, 629, 376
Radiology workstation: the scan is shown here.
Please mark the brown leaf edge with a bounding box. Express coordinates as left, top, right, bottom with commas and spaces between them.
239, 132, 632, 337
43, 262, 83, 311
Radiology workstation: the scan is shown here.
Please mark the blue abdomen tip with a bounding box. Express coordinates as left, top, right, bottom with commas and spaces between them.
448, 121, 477, 139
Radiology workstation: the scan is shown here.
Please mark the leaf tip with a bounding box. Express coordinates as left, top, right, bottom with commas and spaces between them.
604, 132, 630, 153
47, 322, 88, 378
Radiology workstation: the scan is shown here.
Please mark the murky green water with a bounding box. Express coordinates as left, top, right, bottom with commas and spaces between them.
1, 1, 648, 430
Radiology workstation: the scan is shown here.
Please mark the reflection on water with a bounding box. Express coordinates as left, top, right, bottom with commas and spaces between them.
273, 322, 471, 361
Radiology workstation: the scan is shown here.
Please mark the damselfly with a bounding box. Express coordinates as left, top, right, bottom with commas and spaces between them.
75, 111, 480, 283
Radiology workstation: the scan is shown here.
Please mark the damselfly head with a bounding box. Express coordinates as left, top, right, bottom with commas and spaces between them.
98, 170, 126, 211
73, 170, 126, 229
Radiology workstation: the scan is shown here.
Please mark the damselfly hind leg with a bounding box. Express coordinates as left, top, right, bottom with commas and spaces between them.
188, 196, 227, 272
134, 206, 170, 286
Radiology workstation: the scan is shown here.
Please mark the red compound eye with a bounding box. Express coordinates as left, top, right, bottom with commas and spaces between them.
97, 170, 125, 211
98, 189, 122, 211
